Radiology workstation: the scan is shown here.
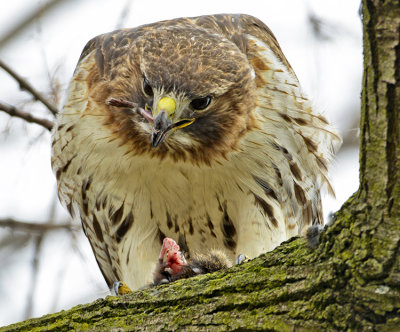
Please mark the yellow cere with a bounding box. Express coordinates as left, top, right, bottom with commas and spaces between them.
157, 96, 176, 117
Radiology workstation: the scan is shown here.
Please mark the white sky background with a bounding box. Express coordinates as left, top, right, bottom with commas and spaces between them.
0, 0, 362, 326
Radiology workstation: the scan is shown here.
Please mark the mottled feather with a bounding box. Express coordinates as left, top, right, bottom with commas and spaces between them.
52, 14, 340, 289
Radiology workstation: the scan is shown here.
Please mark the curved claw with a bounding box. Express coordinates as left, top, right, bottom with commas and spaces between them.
235, 254, 249, 265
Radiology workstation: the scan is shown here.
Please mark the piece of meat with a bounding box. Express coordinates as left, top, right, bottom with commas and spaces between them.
159, 237, 187, 274
152, 237, 233, 286
159, 237, 181, 260
114, 238, 247, 293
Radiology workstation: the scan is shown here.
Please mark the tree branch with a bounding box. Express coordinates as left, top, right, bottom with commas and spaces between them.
24, 235, 43, 319
0, 218, 78, 233
0, 0, 69, 49
0, 101, 53, 130
0, 59, 59, 115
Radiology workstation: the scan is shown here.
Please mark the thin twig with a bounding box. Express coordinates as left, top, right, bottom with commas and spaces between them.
25, 192, 59, 318
0, 218, 79, 233
115, 0, 134, 29
47, 191, 64, 312
0, 0, 68, 48
24, 235, 43, 319
0, 101, 54, 130
0, 58, 59, 115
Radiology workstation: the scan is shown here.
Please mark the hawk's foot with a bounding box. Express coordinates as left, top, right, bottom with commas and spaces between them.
113, 281, 132, 295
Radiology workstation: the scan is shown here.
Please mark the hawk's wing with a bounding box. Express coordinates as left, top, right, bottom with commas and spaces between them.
192, 14, 341, 229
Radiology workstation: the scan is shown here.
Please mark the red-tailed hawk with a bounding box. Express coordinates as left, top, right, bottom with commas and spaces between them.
51, 14, 340, 290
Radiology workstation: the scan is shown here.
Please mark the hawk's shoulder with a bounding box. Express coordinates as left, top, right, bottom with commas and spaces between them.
190, 14, 295, 77
76, 14, 293, 77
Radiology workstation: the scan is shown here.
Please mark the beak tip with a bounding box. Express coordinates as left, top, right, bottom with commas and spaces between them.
151, 110, 170, 148
151, 139, 160, 148
151, 130, 164, 148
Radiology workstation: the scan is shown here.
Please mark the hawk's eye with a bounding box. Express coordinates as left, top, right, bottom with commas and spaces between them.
190, 96, 212, 110
143, 78, 154, 97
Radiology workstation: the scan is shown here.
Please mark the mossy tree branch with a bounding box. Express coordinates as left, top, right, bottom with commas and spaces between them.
2, 0, 399, 330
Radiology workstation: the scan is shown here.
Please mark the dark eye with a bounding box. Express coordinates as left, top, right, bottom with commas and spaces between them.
190, 96, 212, 110
143, 77, 154, 97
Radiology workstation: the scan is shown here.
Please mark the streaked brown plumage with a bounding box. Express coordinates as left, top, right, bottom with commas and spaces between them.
51, 14, 341, 291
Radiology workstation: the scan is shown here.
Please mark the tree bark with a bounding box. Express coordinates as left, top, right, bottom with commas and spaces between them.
2, 0, 399, 330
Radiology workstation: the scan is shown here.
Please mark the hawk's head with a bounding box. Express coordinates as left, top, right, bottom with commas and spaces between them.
88, 22, 257, 164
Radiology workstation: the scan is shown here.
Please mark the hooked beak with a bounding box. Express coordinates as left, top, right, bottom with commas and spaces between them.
151, 97, 195, 148
105, 97, 193, 147
151, 110, 171, 147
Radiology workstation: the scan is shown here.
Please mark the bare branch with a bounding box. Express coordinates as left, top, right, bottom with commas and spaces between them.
0, 58, 59, 115
0, 101, 54, 130
0, 0, 69, 49
0, 218, 79, 233
115, 0, 134, 29
24, 235, 43, 319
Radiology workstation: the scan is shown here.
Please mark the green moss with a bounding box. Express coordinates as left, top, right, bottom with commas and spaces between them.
376, 316, 400, 332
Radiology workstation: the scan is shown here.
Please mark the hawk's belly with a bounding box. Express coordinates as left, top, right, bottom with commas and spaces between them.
96, 158, 289, 290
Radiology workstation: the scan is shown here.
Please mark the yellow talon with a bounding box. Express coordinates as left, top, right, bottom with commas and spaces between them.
113, 281, 132, 295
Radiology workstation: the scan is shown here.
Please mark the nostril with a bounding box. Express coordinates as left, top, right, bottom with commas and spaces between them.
154, 110, 169, 130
